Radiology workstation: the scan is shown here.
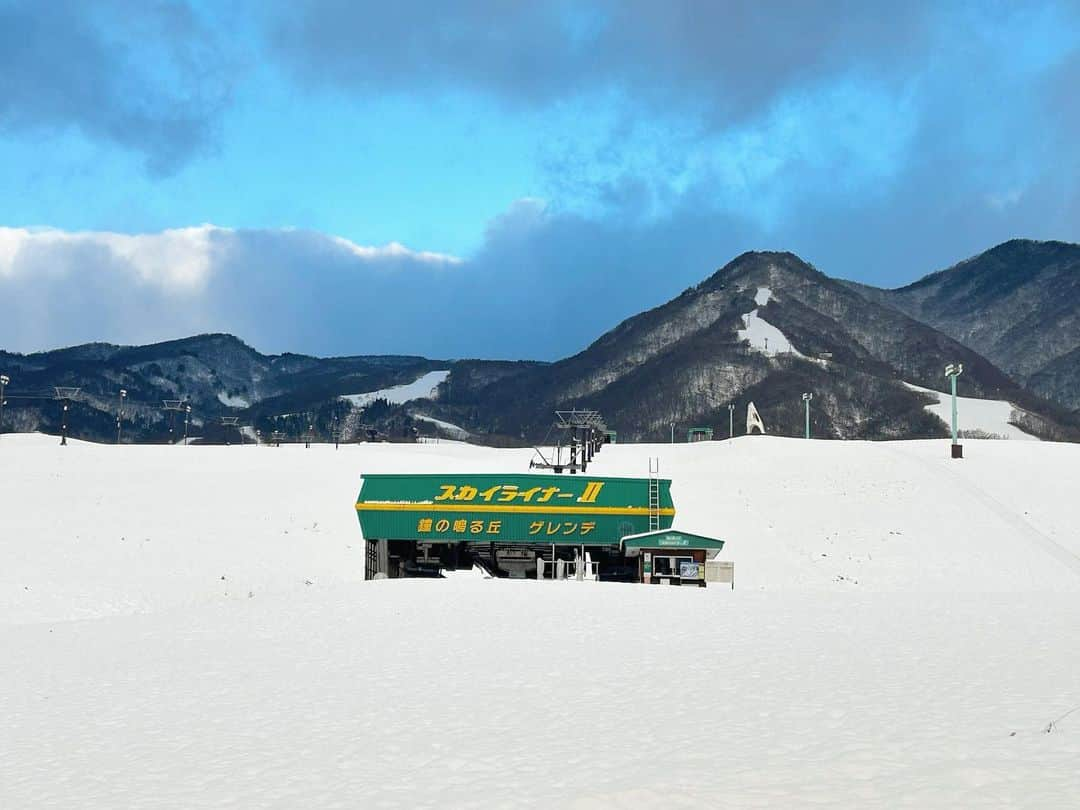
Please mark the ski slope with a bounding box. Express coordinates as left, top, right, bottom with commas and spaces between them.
411, 412, 470, 439
737, 286, 804, 357
3, 433, 1080, 807
905, 381, 1036, 441
340, 369, 449, 407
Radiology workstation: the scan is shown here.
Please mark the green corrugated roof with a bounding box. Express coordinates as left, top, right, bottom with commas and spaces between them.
621, 529, 725, 550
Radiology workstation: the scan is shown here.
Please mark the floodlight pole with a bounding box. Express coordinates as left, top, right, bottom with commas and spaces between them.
945, 363, 964, 458
333, 414, 339, 449
802, 392, 813, 439
0, 374, 8, 439
670, 422, 675, 444
728, 403, 734, 439
184, 405, 191, 444
117, 389, 127, 444
60, 399, 69, 446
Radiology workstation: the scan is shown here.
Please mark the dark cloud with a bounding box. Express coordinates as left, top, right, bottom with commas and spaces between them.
271, 0, 929, 124
268, 1, 1080, 289
2, 2, 1079, 359
0, 212, 754, 359
0, 0, 232, 174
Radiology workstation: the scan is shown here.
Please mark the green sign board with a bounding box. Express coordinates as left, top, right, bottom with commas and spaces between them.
355, 473, 675, 546
657, 536, 691, 547
622, 530, 725, 551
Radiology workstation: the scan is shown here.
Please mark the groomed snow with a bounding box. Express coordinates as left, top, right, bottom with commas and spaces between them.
340, 369, 449, 407
412, 413, 470, 439
904, 381, 1037, 441
738, 286, 803, 357
3, 433, 1080, 807
216, 391, 250, 408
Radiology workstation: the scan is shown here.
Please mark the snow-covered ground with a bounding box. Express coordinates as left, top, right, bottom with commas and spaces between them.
340, 369, 449, 407
905, 381, 1036, 441
737, 286, 804, 357
3, 433, 1080, 807
216, 391, 250, 408
412, 412, 470, 439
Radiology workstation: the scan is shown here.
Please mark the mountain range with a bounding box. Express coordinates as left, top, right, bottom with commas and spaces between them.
2, 239, 1078, 445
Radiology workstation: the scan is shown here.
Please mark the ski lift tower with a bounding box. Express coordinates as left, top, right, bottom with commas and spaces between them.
220, 416, 239, 445
531, 409, 606, 474
54, 387, 81, 446
555, 409, 602, 474
162, 400, 185, 444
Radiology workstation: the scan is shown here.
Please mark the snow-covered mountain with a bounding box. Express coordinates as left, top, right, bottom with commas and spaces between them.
0, 333, 447, 442
432, 251, 1079, 442
4, 242, 1079, 445
849, 239, 1080, 412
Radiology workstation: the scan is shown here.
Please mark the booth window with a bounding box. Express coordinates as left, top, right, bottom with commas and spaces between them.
652, 556, 693, 577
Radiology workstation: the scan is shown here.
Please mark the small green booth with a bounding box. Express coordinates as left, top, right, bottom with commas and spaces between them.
621, 529, 728, 587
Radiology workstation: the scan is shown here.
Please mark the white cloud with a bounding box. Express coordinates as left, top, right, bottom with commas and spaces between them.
0, 226, 462, 294
329, 236, 462, 265
0, 225, 220, 291
0, 223, 470, 355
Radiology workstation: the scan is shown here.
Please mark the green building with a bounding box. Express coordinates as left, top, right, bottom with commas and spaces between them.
356, 472, 674, 580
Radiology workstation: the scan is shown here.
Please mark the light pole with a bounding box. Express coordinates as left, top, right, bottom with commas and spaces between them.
728, 403, 735, 439
670, 422, 675, 444
0, 374, 9, 439
945, 363, 964, 458
332, 414, 339, 450
802, 392, 813, 439
183, 404, 191, 444
117, 389, 127, 444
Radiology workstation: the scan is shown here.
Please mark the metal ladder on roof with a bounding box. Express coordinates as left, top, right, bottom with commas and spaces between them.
648, 457, 661, 531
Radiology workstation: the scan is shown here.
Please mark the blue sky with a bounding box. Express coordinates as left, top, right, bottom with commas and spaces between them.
2, 1, 1079, 359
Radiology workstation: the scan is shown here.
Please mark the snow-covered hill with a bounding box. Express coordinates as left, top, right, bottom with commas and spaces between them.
3, 434, 1080, 807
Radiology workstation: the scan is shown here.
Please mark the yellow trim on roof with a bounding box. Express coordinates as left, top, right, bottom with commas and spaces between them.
355, 502, 676, 517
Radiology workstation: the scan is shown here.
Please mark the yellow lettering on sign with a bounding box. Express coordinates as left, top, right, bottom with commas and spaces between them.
577, 481, 605, 503
417, 518, 433, 533
434, 486, 456, 501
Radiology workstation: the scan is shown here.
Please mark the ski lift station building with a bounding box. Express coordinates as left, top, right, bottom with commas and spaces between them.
355, 473, 729, 585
